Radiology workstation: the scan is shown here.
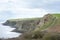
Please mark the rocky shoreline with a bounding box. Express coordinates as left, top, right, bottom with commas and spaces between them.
3, 14, 55, 33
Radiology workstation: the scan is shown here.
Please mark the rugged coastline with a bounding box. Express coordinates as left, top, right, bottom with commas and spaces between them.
2, 14, 60, 40
3, 14, 56, 33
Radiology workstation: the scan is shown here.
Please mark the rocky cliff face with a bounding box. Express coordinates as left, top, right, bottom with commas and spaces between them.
3, 18, 41, 33
3, 14, 56, 33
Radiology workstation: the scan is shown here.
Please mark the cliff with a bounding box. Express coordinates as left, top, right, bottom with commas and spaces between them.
3, 18, 41, 33
3, 14, 56, 33
47, 14, 60, 32
4, 14, 60, 40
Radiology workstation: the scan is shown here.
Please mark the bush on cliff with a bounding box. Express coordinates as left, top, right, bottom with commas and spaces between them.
19, 31, 47, 40
19, 31, 60, 40
6, 31, 60, 40
42, 32, 60, 40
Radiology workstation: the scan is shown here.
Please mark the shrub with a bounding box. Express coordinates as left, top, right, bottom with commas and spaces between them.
20, 31, 47, 40
42, 32, 60, 40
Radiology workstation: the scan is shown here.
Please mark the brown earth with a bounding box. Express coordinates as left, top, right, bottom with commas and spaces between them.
47, 18, 60, 33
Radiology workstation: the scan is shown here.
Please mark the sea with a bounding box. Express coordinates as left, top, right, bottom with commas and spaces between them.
0, 21, 21, 39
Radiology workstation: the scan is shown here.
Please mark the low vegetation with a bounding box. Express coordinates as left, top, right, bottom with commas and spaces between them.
6, 31, 60, 40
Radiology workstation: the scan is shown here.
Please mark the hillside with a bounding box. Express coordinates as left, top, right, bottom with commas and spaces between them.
4, 14, 60, 40
47, 14, 60, 32
3, 14, 56, 33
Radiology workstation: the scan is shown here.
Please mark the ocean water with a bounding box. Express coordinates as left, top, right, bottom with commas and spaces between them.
0, 23, 21, 39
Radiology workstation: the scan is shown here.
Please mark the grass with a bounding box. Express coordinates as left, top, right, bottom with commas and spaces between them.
40, 18, 56, 30
52, 14, 60, 18
52, 14, 60, 24
8, 17, 41, 22
32, 14, 60, 32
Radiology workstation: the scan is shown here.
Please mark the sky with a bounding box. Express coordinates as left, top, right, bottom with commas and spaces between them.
0, 0, 60, 22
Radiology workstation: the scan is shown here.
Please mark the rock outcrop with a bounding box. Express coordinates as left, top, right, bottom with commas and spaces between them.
3, 18, 41, 33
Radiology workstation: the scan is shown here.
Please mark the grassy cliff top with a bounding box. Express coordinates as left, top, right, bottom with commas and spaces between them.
52, 14, 60, 18
8, 17, 41, 22
46, 14, 60, 32
8, 14, 60, 21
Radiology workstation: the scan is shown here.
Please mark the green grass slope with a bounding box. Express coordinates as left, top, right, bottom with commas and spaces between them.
47, 14, 60, 32
52, 14, 60, 18
34, 14, 60, 32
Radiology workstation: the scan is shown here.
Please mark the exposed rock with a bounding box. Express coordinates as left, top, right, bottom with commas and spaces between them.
3, 18, 41, 33
36, 14, 56, 30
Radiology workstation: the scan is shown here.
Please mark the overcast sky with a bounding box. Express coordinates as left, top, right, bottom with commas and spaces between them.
0, 0, 60, 22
